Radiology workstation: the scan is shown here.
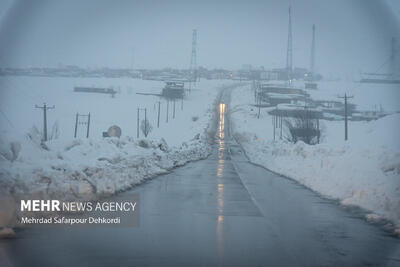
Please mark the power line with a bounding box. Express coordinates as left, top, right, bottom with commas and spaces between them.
0, 108, 14, 128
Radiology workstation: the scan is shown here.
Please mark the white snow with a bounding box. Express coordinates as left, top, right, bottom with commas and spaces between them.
0, 76, 236, 226
230, 81, 400, 230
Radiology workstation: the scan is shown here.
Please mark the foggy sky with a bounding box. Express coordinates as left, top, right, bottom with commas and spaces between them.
0, 0, 399, 76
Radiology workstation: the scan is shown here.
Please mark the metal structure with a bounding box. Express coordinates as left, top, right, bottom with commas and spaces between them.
74, 113, 91, 138
338, 94, 354, 141
310, 24, 316, 77
286, 7, 293, 83
189, 29, 197, 90
35, 103, 55, 142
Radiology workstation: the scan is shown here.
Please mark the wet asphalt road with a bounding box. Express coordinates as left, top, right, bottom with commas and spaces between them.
1, 90, 399, 266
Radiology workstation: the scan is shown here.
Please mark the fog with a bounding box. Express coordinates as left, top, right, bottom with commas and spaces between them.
1, 2, 400, 265
0, 0, 399, 76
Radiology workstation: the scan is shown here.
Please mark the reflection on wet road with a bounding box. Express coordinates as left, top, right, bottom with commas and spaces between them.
217, 102, 225, 262
1, 95, 399, 267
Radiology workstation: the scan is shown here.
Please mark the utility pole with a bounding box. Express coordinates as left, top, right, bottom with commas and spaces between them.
74, 113, 79, 138
86, 113, 91, 138
157, 101, 161, 128
166, 100, 169, 123
137, 108, 140, 138
189, 29, 197, 91
144, 108, 147, 137
338, 94, 354, 141
35, 103, 55, 142
310, 24, 316, 78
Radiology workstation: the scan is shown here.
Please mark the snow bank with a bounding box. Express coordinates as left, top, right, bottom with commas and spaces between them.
230, 84, 400, 231
0, 134, 211, 199
0, 77, 237, 228
0, 133, 212, 228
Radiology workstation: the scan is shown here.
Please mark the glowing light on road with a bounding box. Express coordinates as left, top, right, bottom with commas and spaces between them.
217, 159, 224, 177
216, 103, 226, 260
219, 103, 225, 139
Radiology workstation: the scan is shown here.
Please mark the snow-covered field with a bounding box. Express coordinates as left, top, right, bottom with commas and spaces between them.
230, 81, 400, 231
0, 76, 236, 227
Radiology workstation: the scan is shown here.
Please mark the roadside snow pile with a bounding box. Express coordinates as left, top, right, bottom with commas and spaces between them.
0, 77, 239, 229
231, 85, 400, 229
235, 133, 400, 227
0, 133, 211, 200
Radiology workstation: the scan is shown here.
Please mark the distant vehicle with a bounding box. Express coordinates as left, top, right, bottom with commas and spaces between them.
162, 81, 185, 99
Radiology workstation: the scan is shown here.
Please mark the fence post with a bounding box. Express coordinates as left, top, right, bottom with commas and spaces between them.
137, 108, 140, 138
273, 116, 276, 141
144, 108, 147, 137
74, 113, 79, 138
86, 113, 90, 138
157, 101, 160, 128
166, 100, 169, 123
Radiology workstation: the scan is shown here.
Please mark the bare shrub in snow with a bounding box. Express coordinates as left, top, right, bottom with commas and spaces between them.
140, 119, 153, 137
49, 121, 60, 140
284, 110, 321, 145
